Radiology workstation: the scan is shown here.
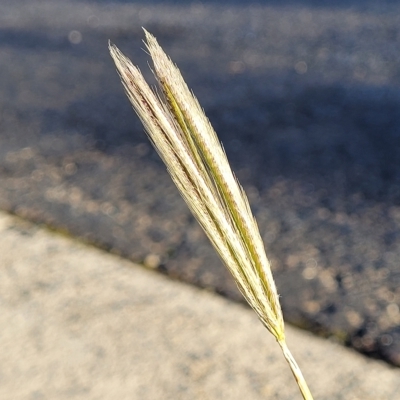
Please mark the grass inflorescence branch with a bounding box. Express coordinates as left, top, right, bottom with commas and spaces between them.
109, 29, 314, 400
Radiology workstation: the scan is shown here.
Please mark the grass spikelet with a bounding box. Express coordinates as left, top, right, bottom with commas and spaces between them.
109, 29, 314, 400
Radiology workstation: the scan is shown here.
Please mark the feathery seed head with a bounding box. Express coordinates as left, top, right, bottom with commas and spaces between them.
109, 30, 314, 400
109, 31, 284, 341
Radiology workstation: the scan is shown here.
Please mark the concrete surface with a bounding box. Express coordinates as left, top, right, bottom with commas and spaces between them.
1, 210, 399, 400
1, 0, 400, 366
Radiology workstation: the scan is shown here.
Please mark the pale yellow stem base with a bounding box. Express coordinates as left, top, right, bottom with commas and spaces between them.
278, 339, 314, 400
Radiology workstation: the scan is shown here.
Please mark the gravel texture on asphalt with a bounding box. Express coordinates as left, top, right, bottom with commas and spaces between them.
1, 0, 400, 365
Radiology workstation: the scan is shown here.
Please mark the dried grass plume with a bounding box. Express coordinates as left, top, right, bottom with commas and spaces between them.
109, 29, 313, 400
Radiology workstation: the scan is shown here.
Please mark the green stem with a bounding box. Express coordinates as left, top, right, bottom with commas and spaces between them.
278, 339, 314, 400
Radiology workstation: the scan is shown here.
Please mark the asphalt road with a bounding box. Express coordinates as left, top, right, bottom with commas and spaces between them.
1, 0, 400, 366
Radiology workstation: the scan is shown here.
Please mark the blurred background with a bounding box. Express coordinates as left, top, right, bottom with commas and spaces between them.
1, 0, 400, 366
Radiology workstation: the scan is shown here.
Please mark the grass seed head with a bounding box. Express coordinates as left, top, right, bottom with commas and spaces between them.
109, 29, 314, 400
109, 30, 284, 341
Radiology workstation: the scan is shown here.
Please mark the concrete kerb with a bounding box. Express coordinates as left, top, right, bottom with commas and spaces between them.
0, 211, 399, 399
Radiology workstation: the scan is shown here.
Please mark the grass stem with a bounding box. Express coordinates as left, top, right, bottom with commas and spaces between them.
278, 339, 314, 400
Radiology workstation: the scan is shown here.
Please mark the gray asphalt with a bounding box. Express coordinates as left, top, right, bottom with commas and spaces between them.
1, 0, 400, 367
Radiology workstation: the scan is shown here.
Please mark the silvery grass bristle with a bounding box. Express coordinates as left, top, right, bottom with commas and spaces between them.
109, 29, 314, 400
